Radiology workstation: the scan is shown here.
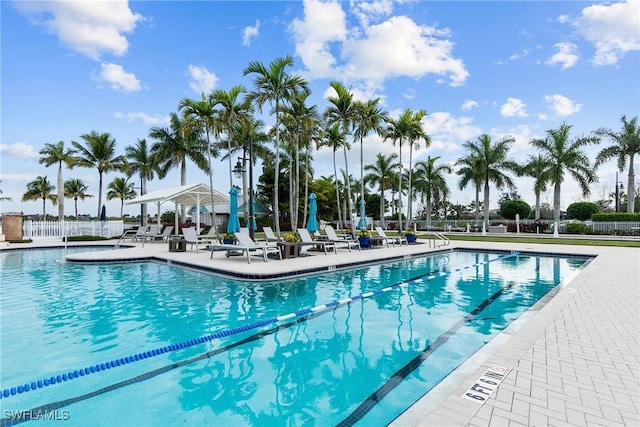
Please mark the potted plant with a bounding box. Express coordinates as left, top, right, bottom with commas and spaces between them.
357, 229, 371, 248
281, 232, 301, 258
223, 233, 236, 244
282, 232, 300, 243
404, 229, 418, 244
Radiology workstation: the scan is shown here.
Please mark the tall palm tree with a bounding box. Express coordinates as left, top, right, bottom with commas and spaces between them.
39, 141, 76, 220
22, 176, 57, 219
178, 97, 222, 228
462, 134, 519, 229
243, 55, 309, 237
324, 81, 356, 229
71, 131, 124, 218
353, 98, 386, 228
363, 153, 399, 228
383, 109, 415, 232
404, 109, 430, 225
64, 178, 92, 220
107, 176, 136, 219
455, 152, 484, 226
519, 154, 550, 220
595, 115, 640, 213
317, 122, 346, 228
210, 85, 251, 189
530, 123, 599, 225
124, 138, 159, 226
413, 156, 451, 228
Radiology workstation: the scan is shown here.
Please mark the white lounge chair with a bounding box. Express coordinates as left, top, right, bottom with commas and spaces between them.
297, 228, 337, 255
261, 226, 280, 242
374, 226, 407, 247
209, 229, 281, 263
131, 226, 149, 242
155, 225, 174, 241
324, 225, 361, 252
181, 227, 211, 253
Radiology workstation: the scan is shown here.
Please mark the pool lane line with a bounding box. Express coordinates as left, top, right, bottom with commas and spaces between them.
0, 252, 520, 401
337, 279, 518, 427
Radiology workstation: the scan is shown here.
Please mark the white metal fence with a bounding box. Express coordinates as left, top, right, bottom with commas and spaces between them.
22, 220, 125, 240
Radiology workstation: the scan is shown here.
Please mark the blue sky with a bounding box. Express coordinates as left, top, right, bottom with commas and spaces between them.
1, 0, 639, 218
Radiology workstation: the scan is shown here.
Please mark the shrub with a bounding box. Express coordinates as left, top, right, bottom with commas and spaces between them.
498, 199, 531, 220
566, 202, 598, 221
566, 222, 590, 235
591, 212, 640, 222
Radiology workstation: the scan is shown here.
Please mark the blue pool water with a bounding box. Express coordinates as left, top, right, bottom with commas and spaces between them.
0, 247, 590, 426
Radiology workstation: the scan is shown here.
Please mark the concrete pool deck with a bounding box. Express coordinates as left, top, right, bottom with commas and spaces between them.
2, 237, 639, 426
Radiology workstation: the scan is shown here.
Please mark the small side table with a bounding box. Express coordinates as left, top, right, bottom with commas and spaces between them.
278, 242, 299, 259
168, 236, 186, 252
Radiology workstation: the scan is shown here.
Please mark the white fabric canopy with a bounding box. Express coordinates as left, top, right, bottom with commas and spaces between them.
126, 183, 229, 229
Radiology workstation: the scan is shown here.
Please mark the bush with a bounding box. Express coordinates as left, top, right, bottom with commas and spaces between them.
566, 222, 590, 235
566, 202, 599, 221
498, 199, 531, 220
591, 212, 640, 222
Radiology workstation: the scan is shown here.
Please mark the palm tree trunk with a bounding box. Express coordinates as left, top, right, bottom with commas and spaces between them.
141, 176, 148, 226
42, 197, 46, 219
408, 144, 414, 225
360, 136, 365, 229
398, 141, 403, 233
302, 149, 309, 227
97, 172, 103, 219
474, 184, 480, 225
74, 197, 79, 220
627, 158, 635, 213
553, 183, 561, 224
343, 146, 353, 229
535, 192, 541, 220
289, 154, 295, 230
333, 150, 342, 228
483, 179, 490, 229
57, 162, 64, 220
273, 105, 282, 237
181, 160, 187, 222
379, 188, 385, 229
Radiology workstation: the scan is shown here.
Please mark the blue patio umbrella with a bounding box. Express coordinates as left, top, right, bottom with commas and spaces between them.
306, 193, 318, 233
99, 205, 107, 222
246, 198, 257, 230
227, 187, 241, 234
357, 199, 367, 229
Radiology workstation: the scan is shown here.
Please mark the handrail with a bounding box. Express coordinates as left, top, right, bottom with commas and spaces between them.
114, 230, 137, 249
433, 232, 450, 247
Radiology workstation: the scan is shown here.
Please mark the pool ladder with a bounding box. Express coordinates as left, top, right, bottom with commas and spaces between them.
426, 232, 450, 248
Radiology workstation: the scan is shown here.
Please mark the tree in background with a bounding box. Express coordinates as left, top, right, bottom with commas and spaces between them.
107, 177, 136, 219
124, 138, 160, 226
64, 178, 93, 220
72, 131, 124, 218
498, 199, 531, 220
413, 156, 451, 229
39, 141, 76, 220
22, 176, 57, 219
566, 201, 599, 221
595, 115, 640, 213
364, 153, 399, 228
519, 154, 550, 220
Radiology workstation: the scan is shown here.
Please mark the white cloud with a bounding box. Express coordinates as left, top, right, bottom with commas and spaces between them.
461, 99, 478, 111
114, 112, 169, 125
0, 173, 39, 182
242, 20, 260, 47
422, 112, 482, 152
490, 125, 537, 155
290, 0, 469, 86
546, 42, 579, 69
500, 98, 528, 118
558, 15, 569, 24
94, 63, 141, 93
13, 0, 143, 60
575, 0, 640, 65
188, 65, 218, 94
544, 94, 582, 116
0, 142, 39, 159
290, 0, 347, 79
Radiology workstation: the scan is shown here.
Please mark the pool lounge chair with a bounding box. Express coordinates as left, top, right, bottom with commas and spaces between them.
324, 225, 361, 252
209, 230, 281, 263
181, 227, 213, 253
155, 225, 174, 241
374, 226, 407, 247
297, 228, 337, 255
131, 226, 149, 242
261, 226, 280, 242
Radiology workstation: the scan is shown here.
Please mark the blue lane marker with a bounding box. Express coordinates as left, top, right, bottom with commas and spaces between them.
0, 252, 518, 399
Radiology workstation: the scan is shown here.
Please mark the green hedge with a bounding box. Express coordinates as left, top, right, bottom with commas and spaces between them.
591, 213, 640, 222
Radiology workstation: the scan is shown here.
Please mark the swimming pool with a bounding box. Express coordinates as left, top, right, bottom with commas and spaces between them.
0, 247, 591, 426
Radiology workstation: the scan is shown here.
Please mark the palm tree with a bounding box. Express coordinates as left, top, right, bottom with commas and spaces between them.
210, 86, 251, 188
107, 176, 136, 219
324, 81, 356, 229
64, 178, 93, 220
243, 55, 309, 237
404, 109, 430, 225
530, 123, 599, 225
0, 181, 11, 201
455, 152, 484, 226
519, 154, 550, 220
22, 176, 57, 219
364, 153, 399, 228
317, 122, 346, 228
595, 115, 640, 213
71, 131, 124, 218
39, 141, 76, 220
150, 112, 211, 222
353, 98, 386, 229
124, 138, 159, 226
413, 156, 452, 228
178, 96, 222, 228
461, 134, 519, 229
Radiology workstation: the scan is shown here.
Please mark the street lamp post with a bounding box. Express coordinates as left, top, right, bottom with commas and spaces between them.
615, 171, 624, 213
233, 140, 255, 240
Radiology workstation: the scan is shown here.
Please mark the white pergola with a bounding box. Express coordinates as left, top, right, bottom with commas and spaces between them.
126, 183, 229, 230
